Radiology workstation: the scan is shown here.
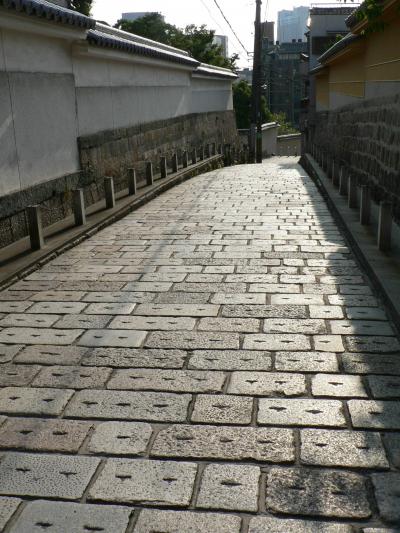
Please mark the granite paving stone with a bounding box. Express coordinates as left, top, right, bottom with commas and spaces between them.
211, 293, 266, 304
258, 399, 346, 427
222, 304, 307, 318
345, 307, 388, 320
266, 467, 371, 518
145, 331, 239, 350
264, 318, 326, 334
196, 463, 260, 511
83, 292, 155, 303
32, 365, 112, 389
275, 352, 339, 372
0, 497, 22, 531
77, 329, 146, 348
84, 302, 136, 314
133, 509, 242, 533
151, 424, 294, 462
372, 473, 400, 522
383, 433, 400, 467
345, 335, 400, 352
107, 369, 226, 393
243, 334, 311, 351
0, 387, 73, 416
191, 394, 253, 424
313, 335, 345, 352
53, 314, 112, 329
0, 418, 92, 452
342, 353, 400, 375
9, 501, 132, 533
153, 292, 211, 304
0, 364, 41, 386
109, 315, 196, 330
30, 291, 87, 301
0, 313, 60, 328
82, 347, 186, 368
14, 345, 87, 365
348, 400, 400, 429
88, 421, 153, 455
88, 458, 197, 506
188, 349, 272, 370
198, 317, 260, 332
312, 374, 367, 397
0, 344, 23, 364
65, 390, 191, 422
300, 429, 388, 468
0, 453, 100, 499
330, 320, 394, 336
26, 302, 88, 314
134, 303, 220, 316
271, 294, 325, 305
0, 302, 33, 313
368, 376, 400, 398
248, 517, 353, 532
228, 371, 306, 396
0, 328, 84, 345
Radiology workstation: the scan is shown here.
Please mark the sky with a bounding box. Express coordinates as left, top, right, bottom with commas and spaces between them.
92, 0, 312, 68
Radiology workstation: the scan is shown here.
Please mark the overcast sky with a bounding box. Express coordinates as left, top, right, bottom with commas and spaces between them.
92, 0, 311, 67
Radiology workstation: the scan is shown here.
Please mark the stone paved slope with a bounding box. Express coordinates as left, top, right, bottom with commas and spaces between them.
0, 158, 399, 532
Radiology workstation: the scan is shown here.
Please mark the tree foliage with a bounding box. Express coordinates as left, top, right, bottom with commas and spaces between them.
68, 0, 93, 16
232, 80, 298, 134
115, 13, 238, 70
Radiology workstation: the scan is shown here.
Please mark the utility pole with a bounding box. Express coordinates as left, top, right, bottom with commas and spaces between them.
250, 0, 262, 164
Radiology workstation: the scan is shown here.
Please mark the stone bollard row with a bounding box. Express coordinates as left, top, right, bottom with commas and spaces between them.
311, 143, 394, 252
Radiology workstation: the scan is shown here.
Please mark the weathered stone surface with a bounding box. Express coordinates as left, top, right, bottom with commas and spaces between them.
54, 314, 112, 329
65, 390, 191, 422
222, 305, 307, 318
0, 344, 23, 364
258, 399, 346, 427
309, 305, 344, 319
109, 315, 196, 330
349, 400, 400, 429
84, 302, 136, 314
0, 497, 21, 531
14, 345, 87, 365
27, 301, 88, 314
0, 418, 92, 452
0, 313, 60, 328
78, 329, 146, 347
88, 458, 197, 506
342, 353, 400, 375
88, 422, 152, 455
197, 463, 260, 511
212, 293, 265, 304
82, 348, 186, 368
266, 467, 371, 518
9, 501, 132, 533
345, 336, 400, 353
248, 517, 353, 532
264, 318, 326, 334
383, 433, 400, 467
0, 387, 73, 416
368, 376, 400, 398
330, 320, 394, 336
133, 509, 242, 533
243, 334, 311, 351
192, 394, 253, 424
145, 331, 239, 350
300, 429, 388, 468
0, 328, 83, 345
372, 473, 400, 522
275, 352, 339, 372
188, 350, 272, 370
0, 453, 100, 499
312, 374, 367, 397
135, 303, 220, 316
198, 317, 260, 332
32, 365, 112, 389
228, 372, 306, 396
0, 364, 41, 386
151, 424, 294, 462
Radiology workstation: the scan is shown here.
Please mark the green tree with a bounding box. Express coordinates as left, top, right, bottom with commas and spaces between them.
115, 13, 238, 70
232, 80, 271, 129
68, 0, 93, 16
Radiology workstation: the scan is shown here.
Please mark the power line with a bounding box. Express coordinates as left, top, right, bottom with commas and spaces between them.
211, 0, 250, 54
199, 0, 243, 57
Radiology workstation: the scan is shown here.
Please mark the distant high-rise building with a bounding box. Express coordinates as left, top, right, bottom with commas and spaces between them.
213, 35, 229, 57
121, 12, 162, 21
278, 6, 309, 43
261, 21, 275, 43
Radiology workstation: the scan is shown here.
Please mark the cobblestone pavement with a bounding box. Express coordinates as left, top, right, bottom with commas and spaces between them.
0, 158, 399, 532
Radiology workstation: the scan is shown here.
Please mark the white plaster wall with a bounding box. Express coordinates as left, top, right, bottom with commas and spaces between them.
329, 91, 363, 109
365, 80, 400, 99
0, 16, 235, 198
262, 127, 278, 156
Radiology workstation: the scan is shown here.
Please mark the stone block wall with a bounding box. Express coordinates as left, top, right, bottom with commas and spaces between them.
308, 93, 400, 219
0, 111, 238, 249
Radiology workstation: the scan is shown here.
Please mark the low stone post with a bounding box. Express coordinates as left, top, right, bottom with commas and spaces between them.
348, 175, 358, 208
182, 151, 188, 169
218, 144, 223, 155
72, 189, 86, 226
160, 156, 167, 179
199, 146, 205, 161
104, 177, 115, 209
191, 148, 197, 165
339, 166, 348, 196
378, 201, 392, 252
127, 168, 137, 195
212, 142, 216, 156
146, 162, 153, 186
27, 205, 44, 251
171, 153, 178, 173
360, 185, 371, 225
332, 160, 339, 186
205, 144, 210, 158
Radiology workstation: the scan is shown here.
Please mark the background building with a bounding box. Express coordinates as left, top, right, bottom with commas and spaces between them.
213, 35, 229, 57
121, 12, 161, 21
277, 6, 309, 43
261, 21, 275, 43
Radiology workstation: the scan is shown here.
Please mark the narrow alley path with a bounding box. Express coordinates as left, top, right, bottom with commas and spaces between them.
0, 158, 399, 532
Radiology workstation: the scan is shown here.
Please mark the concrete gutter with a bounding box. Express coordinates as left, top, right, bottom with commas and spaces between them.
302, 152, 400, 330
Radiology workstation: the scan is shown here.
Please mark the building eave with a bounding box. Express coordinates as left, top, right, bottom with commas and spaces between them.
317, 33, 362, 64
